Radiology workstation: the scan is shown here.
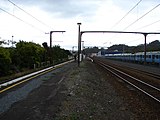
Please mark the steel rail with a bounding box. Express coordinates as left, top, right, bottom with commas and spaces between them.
101, 62, 160, 91
95, 60, 160, 103
119, 65, 160, 80
96, 57, 160, 87
104, 59, 160, 80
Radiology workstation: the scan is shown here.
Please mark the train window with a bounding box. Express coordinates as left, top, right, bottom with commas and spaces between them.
149, 55, 151, 58
140, 55, 142, 58
156, 55, 158, 59
152, 55, 155, 59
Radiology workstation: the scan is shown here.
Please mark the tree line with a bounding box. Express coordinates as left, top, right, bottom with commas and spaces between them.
107, 40, 160, 53
0, 41, 71, 76
83, 40, 160, 55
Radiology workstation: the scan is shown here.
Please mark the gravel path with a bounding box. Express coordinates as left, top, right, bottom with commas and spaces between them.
55, 60, 136, 120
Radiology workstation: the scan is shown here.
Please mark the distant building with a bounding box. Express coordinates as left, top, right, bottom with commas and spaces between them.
90, 53, 97, 57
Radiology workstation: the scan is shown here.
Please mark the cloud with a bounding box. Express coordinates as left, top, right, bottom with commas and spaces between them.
1, 0, 160, 49
12, 0, 101, 18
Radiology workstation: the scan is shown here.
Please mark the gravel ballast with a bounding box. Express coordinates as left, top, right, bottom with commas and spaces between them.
55, 60, 136, 120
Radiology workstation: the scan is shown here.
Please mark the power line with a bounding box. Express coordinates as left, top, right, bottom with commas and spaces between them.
0, 7, 45, 33
135, 19, 160, 31
7, 0, 53, 30
107, 0, 142, 46
111, 0, 142, 29
124, 3, 160, 30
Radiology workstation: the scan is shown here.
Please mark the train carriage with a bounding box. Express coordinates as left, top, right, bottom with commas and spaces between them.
99, 50, 160, 65
152, 51, 160, 64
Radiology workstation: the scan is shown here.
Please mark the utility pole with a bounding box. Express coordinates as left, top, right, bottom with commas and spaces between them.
143, 33, 148, 64
49, 31, 65, 48
77, 23, 81, 67
81, 41, 84, 60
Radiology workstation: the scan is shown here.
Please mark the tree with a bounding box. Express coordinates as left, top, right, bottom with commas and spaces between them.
83, 46, 99, 55
51, 45, 71, 64
15, 41, 45, 69
42, 42, 50, 64
147, 40, 160, 51
0, 47, 11, 75
0, 40, 4, 46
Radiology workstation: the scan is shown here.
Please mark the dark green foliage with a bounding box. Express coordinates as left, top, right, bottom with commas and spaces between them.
15, 41, 45, 68
147, 40, 160, 51
52, 45, 71, 64
107, 44, 129, 52
83, 47, 99, 55
42, 42, 50, 64
0, 40, 5, 45
0, 47, 11, 75
0, 41, 71, 76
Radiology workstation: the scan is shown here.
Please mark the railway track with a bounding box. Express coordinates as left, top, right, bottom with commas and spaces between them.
97, 58, 160, 79
96, 58, 160, 89
93, 58, 160, 103
0, 60, 74, 94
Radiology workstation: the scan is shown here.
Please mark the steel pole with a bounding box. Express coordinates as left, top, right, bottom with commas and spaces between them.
50, 31, 52, 48
49, 31, 65, 64
77, 23, 81, 67
144, 33, 148, 64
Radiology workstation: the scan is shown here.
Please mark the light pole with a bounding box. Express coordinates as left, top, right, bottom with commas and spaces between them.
143, 33, 147, 64
49, 31, 65, 48
81, 41, 84, 60
77, 23, 81, 67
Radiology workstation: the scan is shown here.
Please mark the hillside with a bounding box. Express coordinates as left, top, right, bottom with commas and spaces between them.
105, 40, 160, 53
83, 40, 160, 55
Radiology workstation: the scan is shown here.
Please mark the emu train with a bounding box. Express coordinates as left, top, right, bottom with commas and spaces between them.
100, 51, 160, 64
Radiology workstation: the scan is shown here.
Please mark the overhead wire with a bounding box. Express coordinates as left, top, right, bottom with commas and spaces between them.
105, 1, 160, 48
0, 7, 45, 33
123, 3, 160, 47
112, 3, 160, 46
123, 3, 160, 30
111, 0, 143, 29
122, 3, 160, 46
135, 19, 160, 31
7, 0, 54, 30
105, 0, 143, 46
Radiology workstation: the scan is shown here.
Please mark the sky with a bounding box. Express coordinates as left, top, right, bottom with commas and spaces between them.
0, 0, 160, 50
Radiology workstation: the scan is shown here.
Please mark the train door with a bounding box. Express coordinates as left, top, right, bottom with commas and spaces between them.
152, 55, 155, 63
155, 54, 159, 64
140, 55, 142, 63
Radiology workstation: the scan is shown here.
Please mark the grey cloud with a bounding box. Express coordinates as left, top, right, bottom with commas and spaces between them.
13, 0, 100, 18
